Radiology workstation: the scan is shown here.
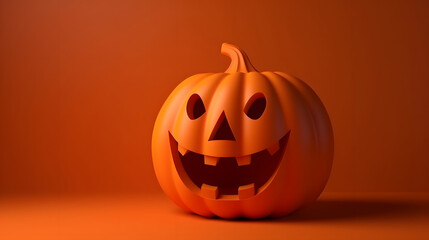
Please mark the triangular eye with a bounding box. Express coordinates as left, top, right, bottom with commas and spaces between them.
244, 93, 266, 120
187, 94, 206, 120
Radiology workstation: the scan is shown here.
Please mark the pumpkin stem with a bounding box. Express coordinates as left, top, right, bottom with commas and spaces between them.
221, 43, 257, 73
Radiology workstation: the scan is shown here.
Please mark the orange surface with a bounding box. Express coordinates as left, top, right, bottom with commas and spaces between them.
1, 192, 428, 240
0, 0, 428, 237
0, 0, 428, 195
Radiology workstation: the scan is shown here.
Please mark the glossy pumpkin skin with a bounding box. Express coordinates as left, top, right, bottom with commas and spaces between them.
152, 43, 333, 219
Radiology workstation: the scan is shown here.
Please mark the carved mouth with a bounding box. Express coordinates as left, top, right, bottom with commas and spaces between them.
169, 132, 290, 200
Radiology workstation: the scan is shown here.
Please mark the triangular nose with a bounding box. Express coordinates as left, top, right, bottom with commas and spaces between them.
209, 112, 236, 141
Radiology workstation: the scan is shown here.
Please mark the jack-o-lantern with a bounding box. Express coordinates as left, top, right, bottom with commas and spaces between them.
152, 43, 333, 219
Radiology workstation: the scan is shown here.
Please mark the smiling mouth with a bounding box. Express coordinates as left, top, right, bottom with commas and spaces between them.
169, 131, 290, 200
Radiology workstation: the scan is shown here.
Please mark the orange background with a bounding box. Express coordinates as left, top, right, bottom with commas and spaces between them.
1, 0, 429, 197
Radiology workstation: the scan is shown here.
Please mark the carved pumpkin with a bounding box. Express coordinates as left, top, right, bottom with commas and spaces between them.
152, 43, 333, 219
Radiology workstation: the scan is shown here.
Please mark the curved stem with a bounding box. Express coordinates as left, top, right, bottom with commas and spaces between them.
221, 43, 257, 73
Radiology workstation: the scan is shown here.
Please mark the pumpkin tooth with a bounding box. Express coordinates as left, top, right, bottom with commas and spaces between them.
267, 142, 280, 156
238, 183, 255, 199
178, 144, 189, 156
201, 184, 219, 199
204, 156, 219, 166
236, 155, 251, 166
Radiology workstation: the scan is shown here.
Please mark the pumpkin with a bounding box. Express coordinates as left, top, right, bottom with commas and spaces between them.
152, 43, 333, 219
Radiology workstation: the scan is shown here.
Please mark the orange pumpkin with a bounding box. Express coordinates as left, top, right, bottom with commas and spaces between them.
152, 43, 333, 219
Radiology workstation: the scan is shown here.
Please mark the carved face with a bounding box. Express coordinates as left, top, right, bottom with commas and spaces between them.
170, 85, 291, 200
152, 43, 333, 219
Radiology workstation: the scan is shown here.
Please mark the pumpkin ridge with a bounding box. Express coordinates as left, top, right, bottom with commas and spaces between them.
274, 72, 334, 194
201, 73, 232, 149
258, 72, 288, 131
269, 72, 318, 155
269, 71, 329, 201
272, 72, 323, 154
198, 73, 244, 154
